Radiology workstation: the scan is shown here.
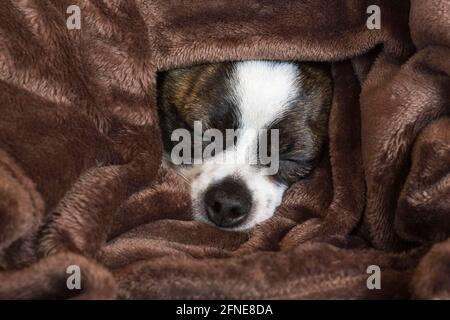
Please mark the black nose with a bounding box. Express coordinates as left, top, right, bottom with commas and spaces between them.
204, 177, 252, 228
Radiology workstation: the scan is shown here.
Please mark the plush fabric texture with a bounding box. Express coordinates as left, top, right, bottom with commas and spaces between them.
0, 0, 449, 299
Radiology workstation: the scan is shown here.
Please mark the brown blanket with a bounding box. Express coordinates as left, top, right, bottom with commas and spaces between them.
0, 0, 449, 299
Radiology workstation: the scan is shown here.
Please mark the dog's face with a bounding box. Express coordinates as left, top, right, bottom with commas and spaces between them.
158, 61, 332, 230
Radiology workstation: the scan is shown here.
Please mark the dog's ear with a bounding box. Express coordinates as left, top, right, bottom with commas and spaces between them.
299, 62, 333, 114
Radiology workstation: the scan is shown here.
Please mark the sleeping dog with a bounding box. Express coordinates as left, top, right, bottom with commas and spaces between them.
158, 61, 332, 230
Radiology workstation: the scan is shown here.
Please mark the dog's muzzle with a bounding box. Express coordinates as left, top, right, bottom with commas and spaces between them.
204, 177, 252, 228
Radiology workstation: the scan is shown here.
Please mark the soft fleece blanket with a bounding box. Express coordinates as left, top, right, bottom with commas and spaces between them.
0, 0, 449, 299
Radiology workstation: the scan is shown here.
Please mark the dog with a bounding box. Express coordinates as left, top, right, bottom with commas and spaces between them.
158, 60, 332, 230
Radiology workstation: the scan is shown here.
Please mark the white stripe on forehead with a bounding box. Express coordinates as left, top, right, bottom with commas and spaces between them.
232, 60, 300, 130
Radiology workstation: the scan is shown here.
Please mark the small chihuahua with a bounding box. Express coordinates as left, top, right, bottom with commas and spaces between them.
158, 61, 332, 230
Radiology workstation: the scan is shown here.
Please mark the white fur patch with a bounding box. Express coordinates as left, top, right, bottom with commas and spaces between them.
233, 60, 300, 134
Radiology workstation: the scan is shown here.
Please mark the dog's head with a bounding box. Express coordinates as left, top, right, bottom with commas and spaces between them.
158, 61, 332, 230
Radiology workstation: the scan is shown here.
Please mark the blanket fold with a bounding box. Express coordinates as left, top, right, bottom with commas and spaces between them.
0, 0, 449, 299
